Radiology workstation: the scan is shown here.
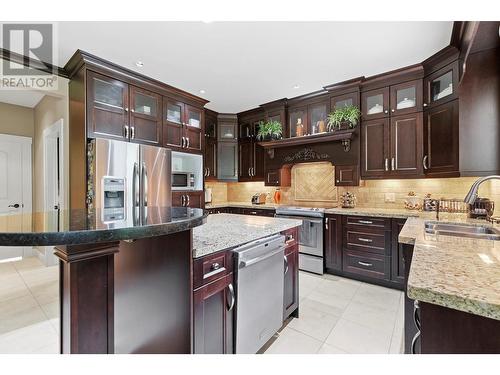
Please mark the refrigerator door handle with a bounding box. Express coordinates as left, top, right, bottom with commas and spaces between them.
133, 162, 140, 225
142, 162, 148, 208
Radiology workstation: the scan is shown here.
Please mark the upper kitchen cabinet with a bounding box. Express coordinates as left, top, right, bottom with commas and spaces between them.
361, 87, 390, 120
218, 114, 238, 141
261, 98, 288, 134
288, 106, 307, 138
163, 99, 204, 153
87, 71, 130, 140
331, 92, 359, 111
287, 93, 329, 138
204, 109, 218, 180
129, 86, 162, 145
217, 114, 239, 181
324, 77, 362, 111
204, 109, 218, 140
361, 117, 390, 178
424, 61, 459, 109
389, 80, 423, 116
237, 109, 265, 182
423, 100, 459, 177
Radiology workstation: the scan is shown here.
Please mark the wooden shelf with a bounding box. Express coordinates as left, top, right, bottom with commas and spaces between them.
257, 129, 355, 149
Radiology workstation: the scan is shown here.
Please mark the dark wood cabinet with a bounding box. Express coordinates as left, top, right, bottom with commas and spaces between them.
193, 273, 234, 354
288, 100, 329, 138
389, 79, 423, 116
283, 230, 299, 319
424, 61, 459, 109
335, 165, 359, 186
390, 112, 424, 177
423, 99, 459, 177
390, 219, 406, 288
238, 140, 253, 181
324, 214, 342, 272
204, 138, 217, 180
238, 113, 265, 182
87, 71, 130, 141
129, 86, 162, 145
361, 118, 390, 178
265, 168, 291, 187
361, 87, 390, 120
331, 92, 359, 111
172, 191, 204, 208
163, 100, 204, 153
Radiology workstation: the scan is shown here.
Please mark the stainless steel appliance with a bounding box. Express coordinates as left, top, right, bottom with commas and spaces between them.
91, 138, 171, 226
172, 171, 195, 190
275, 206, 325, 275
233, 234, 285, 354
251, 192, 267, 205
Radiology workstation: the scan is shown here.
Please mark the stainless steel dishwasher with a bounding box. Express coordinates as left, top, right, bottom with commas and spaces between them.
232, 234, 285, 354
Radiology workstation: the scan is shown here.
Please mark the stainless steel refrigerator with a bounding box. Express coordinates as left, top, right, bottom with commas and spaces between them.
90, 138, 171, 227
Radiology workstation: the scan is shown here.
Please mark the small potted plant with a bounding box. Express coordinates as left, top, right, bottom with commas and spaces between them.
256, 120, 283, 141
327, 105, 361, 131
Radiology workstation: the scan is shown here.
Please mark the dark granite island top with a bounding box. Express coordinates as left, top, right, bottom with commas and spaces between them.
0, 207, 206, 246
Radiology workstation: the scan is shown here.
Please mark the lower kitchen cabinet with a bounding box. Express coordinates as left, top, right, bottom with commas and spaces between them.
193, 274, 234, 354
283, 227, 299, 319
172, 191, 204, 208
324, 215, 407, 290
324, 214, 342, 271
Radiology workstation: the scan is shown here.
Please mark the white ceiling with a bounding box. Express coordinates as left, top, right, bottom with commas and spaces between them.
0, 90, 45, 108
57, 22, 453, 113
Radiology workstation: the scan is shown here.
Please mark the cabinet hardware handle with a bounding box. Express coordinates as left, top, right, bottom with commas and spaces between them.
131, 126, 135, 139
8, 203, 20, 208
358, 237, 373, 243
384, 109, 388, 114
203, 266, 226, 279
124, 125, 130, 138
411, 300, 421, 354
358, 220, 373, 224
227, 283, 235, 311
212, 262, 220, 269
248, 167, 251, 176
325, 217, 329, 230
391, 109, 395, 113
204, 168, 207, 177
131, 108, 135, 113
384, 158, 389, 171
422, 155, 429, 170
181, 194, 185, 207
284, 255, 289, 274
125, 107, 129, 112
391, 157, 395, 171
186, 137, 190, 148
285, 234, 294, 243
250, 211, 257, 215
181, 137, 184, 148
358, 261, 373, 267
423, 103, 428, 107
208, 167, 210, 176
186, 194, 190, 206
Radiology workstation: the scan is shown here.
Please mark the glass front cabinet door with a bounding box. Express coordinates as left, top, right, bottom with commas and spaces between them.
308, 103, 328, 135
87, 71, 129, 140
184, 105, 203, 152
389, 80, 423, 116
130, 86, 161, 145
289, 107, 307, 138
361, 87, 390, 120
424, 62, 458, 108
163, 99, 185, 148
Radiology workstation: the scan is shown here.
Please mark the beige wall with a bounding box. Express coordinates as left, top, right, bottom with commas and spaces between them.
0, 102, 34, 138
206, 163, 500, 211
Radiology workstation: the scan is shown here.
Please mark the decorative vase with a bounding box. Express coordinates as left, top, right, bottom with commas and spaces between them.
273, 189, 281, 204
318, 120, 326, 133
296, 118, 304, 137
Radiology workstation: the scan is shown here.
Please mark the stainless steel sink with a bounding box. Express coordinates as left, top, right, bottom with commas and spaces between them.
424, 221, 500, 240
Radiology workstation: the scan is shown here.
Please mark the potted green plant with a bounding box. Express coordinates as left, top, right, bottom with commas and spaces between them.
256, 120, 283, 141
327, 105, 361, 131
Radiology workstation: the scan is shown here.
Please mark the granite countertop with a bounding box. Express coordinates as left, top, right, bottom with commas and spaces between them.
0, 207, 206, 247
192, 213, 302, 258
400, 216, 500, 321
324, 207, 421, 218
205, 201, 279, 210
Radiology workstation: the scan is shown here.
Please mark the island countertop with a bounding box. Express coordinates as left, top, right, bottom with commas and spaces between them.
192, 213, 302, 258
400, 216, 500, 321
0, 207, 206, 247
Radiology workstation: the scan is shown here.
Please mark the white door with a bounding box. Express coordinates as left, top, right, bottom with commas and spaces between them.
0, 134, 32, 260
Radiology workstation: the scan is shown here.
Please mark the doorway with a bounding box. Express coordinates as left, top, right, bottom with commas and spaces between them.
0, 134, 33, 261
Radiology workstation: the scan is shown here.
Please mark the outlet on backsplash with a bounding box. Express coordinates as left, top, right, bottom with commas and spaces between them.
385, 193, 396, 203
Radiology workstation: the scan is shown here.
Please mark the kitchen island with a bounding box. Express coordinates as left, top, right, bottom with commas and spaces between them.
399, 216, 500, 353
0, 207, 206, 354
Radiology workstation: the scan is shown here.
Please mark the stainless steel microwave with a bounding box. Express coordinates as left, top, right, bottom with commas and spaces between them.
172, 171, 195, 190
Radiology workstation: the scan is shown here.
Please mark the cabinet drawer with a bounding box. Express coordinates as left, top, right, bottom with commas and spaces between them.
344, 216, 391, 230
343, 250, 389, 280
193, 250, 233, 289
240, 208, 275, 217
345, 229, 388, 255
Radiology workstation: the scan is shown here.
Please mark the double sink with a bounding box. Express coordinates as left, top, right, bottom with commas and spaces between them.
424, 221, 500, 241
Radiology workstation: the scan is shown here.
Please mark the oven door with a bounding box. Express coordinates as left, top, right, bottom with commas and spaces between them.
275, 215, 324, 257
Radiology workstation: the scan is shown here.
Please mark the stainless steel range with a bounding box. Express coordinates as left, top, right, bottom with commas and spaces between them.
275, 206, 325, 274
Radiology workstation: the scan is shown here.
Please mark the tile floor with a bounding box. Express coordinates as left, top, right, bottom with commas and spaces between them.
265, 271, 405, 354
0, 258, 404, 354
0, 257, 59, 354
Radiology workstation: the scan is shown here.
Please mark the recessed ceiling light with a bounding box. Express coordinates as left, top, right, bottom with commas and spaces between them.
199, 89, 206, 94
293, 84, 300, 89
135, 61, 144, 68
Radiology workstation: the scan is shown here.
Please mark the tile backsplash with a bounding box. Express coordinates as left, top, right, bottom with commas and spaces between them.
206, 164, 500, 212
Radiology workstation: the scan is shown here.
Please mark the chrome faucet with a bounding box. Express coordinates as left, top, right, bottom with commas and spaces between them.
464, 175, 500, 205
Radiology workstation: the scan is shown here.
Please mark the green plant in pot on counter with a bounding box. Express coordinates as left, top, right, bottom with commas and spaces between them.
256, 120, 283, 140
327, 105, 361, 131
